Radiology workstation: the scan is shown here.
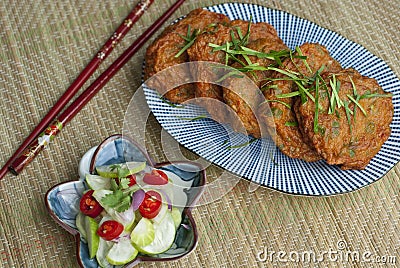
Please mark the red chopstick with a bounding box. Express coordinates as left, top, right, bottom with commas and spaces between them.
4, 0, 186, 178
0, 0, 154, 180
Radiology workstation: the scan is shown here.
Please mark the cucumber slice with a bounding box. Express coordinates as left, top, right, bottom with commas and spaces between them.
96, 162, 146, 178
84, 216, 100, 259
85, 174, 111, 190
151, 203, 168, 224
131, 218, 155, 247
114, 209, 136, 232
96, 238, 114, 268
133, 209, 142, 226
106, 237, 138, 265
124, 161, 147, 174
75, 212, 87, 241
171, 207, 182, 230
135, 212, 176, 255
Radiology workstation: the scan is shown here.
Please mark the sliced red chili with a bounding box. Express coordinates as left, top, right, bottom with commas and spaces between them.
139, 190, 162, 219
79, 190, 103, 218
97, 220, 124, 241
127, 174, 137, 187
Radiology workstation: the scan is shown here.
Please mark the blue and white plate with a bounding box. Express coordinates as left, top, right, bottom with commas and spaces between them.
143, 3, 400, 196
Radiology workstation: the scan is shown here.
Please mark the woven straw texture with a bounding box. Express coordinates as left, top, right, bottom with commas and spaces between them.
0, 0, 399, 267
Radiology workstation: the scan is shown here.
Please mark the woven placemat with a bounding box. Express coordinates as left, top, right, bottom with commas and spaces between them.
0, 0, 399, 267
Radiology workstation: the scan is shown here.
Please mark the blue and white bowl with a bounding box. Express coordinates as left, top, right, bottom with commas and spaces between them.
46, 134, 205, 267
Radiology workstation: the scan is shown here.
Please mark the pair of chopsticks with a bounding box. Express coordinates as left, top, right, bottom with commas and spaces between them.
0, 0, 186, 180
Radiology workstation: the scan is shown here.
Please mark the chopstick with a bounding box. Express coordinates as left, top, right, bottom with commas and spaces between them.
0, 0, 154, 180
0, 0, 155, 180
1, 0, 186, 179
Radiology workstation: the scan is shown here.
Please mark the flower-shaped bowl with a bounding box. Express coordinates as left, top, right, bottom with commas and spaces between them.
45, 134, 205, 267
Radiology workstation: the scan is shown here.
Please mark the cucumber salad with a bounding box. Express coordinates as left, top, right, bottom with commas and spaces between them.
76, 161, 183, 267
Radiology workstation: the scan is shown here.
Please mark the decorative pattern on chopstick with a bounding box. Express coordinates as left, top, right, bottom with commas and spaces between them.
0, 0, 155, 180
8, 0, 185, 176
97, 0, 154, 60
9, 120, 63, 174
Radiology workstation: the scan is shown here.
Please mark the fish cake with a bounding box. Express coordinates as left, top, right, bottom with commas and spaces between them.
187, 20, 284, 124
259, 43, 342, 162
294, 68, 393, 170
144, 9, 230, 103
222, 37, 288, 138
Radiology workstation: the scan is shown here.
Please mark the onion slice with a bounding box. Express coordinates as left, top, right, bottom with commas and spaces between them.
111, 233, 130, 243
131, 189, 145, 211
157, 189, 173, 211
181, 223, 191, 230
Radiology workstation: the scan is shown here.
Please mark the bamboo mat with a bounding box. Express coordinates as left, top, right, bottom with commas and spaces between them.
0, 0, 399, 267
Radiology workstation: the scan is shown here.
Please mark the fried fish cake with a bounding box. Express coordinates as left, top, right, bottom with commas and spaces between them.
185, 23, 232, 123
144, 9, 230, 103
294, 68, 393, 170
259, 43, 342, 162
222, 38, 288, 138
187, 20, 284, 124
229, 19, 283, 44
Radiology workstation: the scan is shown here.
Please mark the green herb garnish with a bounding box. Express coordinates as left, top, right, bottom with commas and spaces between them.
234, 63, 269, 72
349, 76, 357, 96
109, 164, 120, 172
209, 19, 252, 54
264, 76, 310, 83
329, 74, 343, 110
295, 46, 312, 74
102, 189, 131, 212
263, 66, 316, 105
160, 95, 185, 108
360, 93, 393, 99
224, 41, 231, 65
226, 138, 257, 149
241, 17, 252, 46
175, 25, 200, 58
285, 121, 298, 127
108, 164, 132, 181
208, 17, 290, 73
260, 83, 279, 91
313, 75, 320, 133
100, 165, 136, 212
271, 107, 283, 117
215, 70, 244, 82
294, 80, 314, 104
176, 115, 207, 121
343, 100, 353, 133
267, 66, 301, 79
352, 95, 361, 120
228, 46, 291, 62
276, 91, 300, 98
263, 99, 291, 109
347, 94, 367, 116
